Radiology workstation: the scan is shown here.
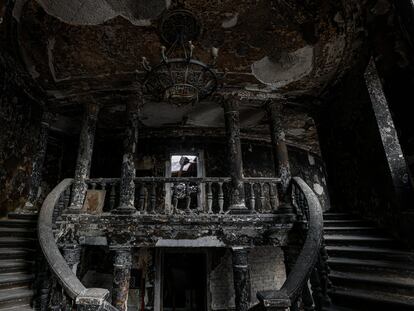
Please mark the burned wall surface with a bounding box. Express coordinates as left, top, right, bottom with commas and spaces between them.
0, 49, 42, 216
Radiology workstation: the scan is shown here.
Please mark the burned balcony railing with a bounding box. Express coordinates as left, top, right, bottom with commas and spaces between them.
84, 177, 281, 215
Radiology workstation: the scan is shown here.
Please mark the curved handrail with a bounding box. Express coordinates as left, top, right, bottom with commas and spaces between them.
256, 176, 324, 309
38, 178, 118, 310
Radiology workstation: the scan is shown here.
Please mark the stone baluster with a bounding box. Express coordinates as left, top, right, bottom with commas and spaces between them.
267, 101, 293, 213
218, 182, 224, 214
249, 183, 256, 212
109, 183, 117, 211
113, 99, 140, 214
207, 182, 213, 214
223, 96, 248, 213
259, 182, 266, 212
172, 183, 179, 213
150, 182, 156, 214
232, 247, 251, 311
138, 183, 146, 213
111, 247, 132, 311
68, 103, 100, 212
269, 182, 279, 212
22, 111, 52, 213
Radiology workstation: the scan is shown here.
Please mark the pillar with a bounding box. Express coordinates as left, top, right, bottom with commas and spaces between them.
68, 103, 100, 212
113, 99, 140, 214
267, 101, 291, 194
112, 248, 132, 311
364, 58, 413, 210
223, 96, 247, 212
232, 247, 251, 311
22, 111, 52, 213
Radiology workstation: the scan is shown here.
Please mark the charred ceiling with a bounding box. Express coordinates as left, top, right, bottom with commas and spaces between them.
1, 0, 370, 152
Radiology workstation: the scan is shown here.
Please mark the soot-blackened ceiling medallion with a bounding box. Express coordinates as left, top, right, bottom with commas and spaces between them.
142, 8, 219, 106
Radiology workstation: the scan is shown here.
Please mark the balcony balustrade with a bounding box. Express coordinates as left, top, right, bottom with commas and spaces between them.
75, 177, 281, 216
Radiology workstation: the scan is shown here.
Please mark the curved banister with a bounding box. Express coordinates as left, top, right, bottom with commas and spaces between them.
38, 178, 118, 310
256, 176, 324, 309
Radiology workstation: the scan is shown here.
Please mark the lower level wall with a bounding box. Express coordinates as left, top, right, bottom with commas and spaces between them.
209, 247, 286, 310
80, 246, 286, 310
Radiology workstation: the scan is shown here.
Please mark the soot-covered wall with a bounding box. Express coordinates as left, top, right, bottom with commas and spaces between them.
0, 50, 43, 216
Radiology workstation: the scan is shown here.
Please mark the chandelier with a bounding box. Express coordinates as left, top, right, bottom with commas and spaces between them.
142, 9, 219, 106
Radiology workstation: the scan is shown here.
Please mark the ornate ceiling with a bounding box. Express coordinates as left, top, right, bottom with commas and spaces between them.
7, 0, 368, 152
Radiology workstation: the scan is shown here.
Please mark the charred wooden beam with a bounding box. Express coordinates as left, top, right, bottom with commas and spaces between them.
111, 247, 132, 311
365, 58, 413, 211
223, 96, 247, 213
267, 101, 292, 194
68, 103, 100, 212
113, 98, 140, 214
232, 247, 251, 311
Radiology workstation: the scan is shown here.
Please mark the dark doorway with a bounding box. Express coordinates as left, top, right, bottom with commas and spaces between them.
162, 252, 207, 311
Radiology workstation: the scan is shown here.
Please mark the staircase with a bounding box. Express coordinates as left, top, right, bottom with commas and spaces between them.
0, 213, 37, 311
324, 212, 414, 311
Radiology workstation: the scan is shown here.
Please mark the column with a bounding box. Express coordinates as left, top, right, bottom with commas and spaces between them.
22, 111, 52, 213
232, 247, 251, 311
364, 58, 413, 210
112, 247, 132, 311
223, 96, 247, 213
267, 101, 291, 194
68, 103, 100, 212
113, 99, 140, 214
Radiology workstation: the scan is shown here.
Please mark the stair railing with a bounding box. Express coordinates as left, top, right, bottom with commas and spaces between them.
256, 177, 329, 310
38, 178, 120, 311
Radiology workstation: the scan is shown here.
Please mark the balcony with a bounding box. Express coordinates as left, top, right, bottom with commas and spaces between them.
54, 176, 296, 249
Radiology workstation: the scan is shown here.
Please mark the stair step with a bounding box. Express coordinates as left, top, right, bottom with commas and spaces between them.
329, 271, 414, 295
329, 287, 414, 310
7, 214, 37, 221
0, 220, 36, 229
328, 257, 414, 275
0, 249, 35, 260
0, 273, 34, 290
324, 227, 382, 235
324, 235, 396, 247
326, 245, 414, 262
323, 305, 356, 311
0, 287, 33, 309
324, 213, 356, 220
0, 228, 36, 238
0, 238, 37, 249
0, 305, 34, 311
324, 220, 371, 227
0, 261, 33, 274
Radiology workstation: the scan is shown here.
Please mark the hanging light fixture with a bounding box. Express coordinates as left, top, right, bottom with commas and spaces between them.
142, 8, 219, 106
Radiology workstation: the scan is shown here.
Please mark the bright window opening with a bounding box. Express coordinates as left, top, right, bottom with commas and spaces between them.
170, 155, 198, 177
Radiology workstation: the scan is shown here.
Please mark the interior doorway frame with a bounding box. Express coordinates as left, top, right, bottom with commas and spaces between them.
154, 248, 211, 311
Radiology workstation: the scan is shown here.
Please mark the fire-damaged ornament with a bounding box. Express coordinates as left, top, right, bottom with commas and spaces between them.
142, 8, 219, 106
